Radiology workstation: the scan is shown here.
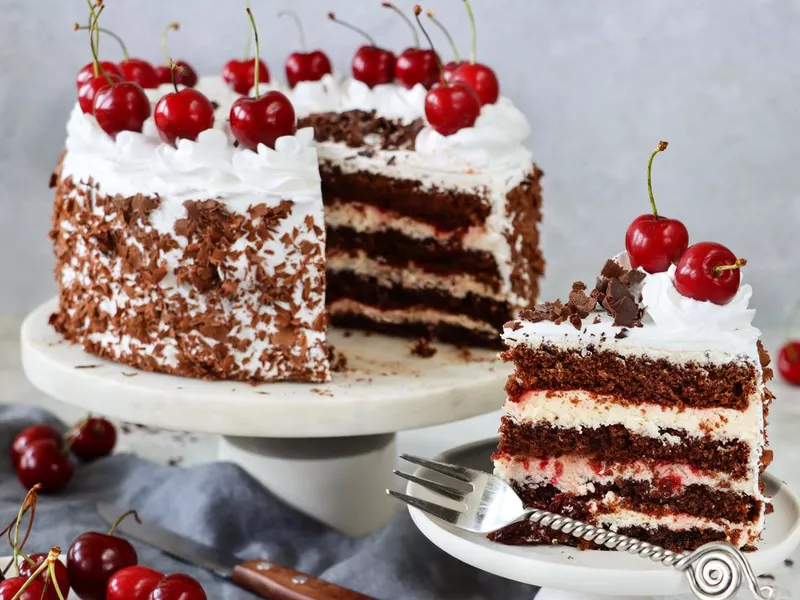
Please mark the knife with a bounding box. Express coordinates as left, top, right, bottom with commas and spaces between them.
97, 502, 374, 600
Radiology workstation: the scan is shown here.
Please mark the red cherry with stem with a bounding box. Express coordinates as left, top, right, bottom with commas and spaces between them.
778, 342, 800, 385
93, 82, 152, 138
78, 72, 123, 114
11, 425, 62, 469
19, 553, 71, 600
68, 415, 118, 462
280, 11, 332, 88
17, 440, 73, 494
75, 10, 123, 115
0, 577, 46, 600
150, 574, 207, 600
230, 8, 297, 151
67, 511, 140, 600
383, 3, 439, 89
155, 87, 215, 146
155, 23, 198, 88
625, 142, 690, 274
77, 61, 123, 89
107, 566, 164, 600
328, 12, 395, 88
426, 9, 462, 77
414, 7, 481, 136
674, 242, 747, 305
448, 0, 499, 105
83, 23, 159, 90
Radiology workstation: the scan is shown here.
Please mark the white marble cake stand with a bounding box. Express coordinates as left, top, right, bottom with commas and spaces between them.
20, 298, 507, 536
406, 438, 800, 598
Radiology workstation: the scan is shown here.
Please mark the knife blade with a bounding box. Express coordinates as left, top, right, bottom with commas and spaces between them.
97, 502, 374, 600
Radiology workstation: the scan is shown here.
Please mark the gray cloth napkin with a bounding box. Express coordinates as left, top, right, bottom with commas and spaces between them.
0, 405, 537, 600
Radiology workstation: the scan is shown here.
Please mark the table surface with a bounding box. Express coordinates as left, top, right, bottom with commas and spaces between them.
3, 316, 800, 594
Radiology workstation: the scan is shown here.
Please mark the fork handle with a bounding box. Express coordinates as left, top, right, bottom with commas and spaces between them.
232, 560, 375, 600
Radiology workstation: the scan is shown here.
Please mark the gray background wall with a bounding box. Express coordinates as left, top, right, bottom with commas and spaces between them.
1, 1, 798, 326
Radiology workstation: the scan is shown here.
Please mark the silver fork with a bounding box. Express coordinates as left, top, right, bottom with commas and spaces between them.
388, 453, 775, 600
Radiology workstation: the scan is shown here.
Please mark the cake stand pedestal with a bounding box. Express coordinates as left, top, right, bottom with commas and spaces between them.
21, 298, 507, 536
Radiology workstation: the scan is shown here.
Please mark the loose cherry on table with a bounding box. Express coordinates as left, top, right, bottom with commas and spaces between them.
230, 7, 297, 151
674, 242, 746, 305
778, 342, 800, 385
150, 574, 208, 600
383, 3, 438, 89
154, 63, 215, 146
11, 424, 62, 468
328, 12, 396, 88
107, 566, 165, 600
280, 11, 332, 88
17, 439, 74, 494
448, 0, 499, 105
19, 552, 71, 600
624, 141, 690, 274
69, 416, 118, 462
67, 511, 140, 600
155, 23, 198, 88
414, 7, 481, 136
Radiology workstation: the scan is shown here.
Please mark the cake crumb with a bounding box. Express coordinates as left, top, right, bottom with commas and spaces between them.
310, 387, 334, 397
327, 345, 349, 372
121, 372, 138, 377
75, 364, 102, 369
458, 346, 473, 361
784, 559, 794, 567
759, 574, 775, 580
167, 457, 183, 467
343, 330, 353, 338
614, 328, 629, 340
410, 337, 437, 358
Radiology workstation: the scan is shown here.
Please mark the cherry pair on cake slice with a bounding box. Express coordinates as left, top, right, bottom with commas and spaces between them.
382, 3, 438, 89
154, 61, 215, 146
230, 7, 296, 151
447, 0, 500, 106
223, 1, 270, 94
280, 11, 332, 88
154, 22, 198, 87
329, 12, 396, 88
413, 6, 480, 136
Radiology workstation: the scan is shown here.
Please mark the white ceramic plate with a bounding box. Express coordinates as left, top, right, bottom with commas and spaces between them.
406, 438, 800, 596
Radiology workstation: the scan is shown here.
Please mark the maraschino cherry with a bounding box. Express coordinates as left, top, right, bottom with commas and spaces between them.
230, 7, 297, 151
107, 566, 164, 600
280, 11, 332, 88
155, 62, 215, 146
414, 6, 480, 136
625, 141, 690, 274
11, 425, 62, 468
68, 510, 140, 600
450, 0, 499, 105
426, 10, 462, 76
68, 415, 118, 462
223, 1, 270, 94
155, 23, 198, 88
383, 3, 438, 89
328, 12, 396, 88
674, 242, 746, 305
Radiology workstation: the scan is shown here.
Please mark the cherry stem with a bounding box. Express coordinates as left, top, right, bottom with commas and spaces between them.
107, 510, 141, 537
162, 21, 179, 66
327, 13, 376, 47
462, 0, 478, 64
83, 0, 99, 76
382, 3, 419, 49
713, 258, 747, 276
64, 414, 91, 454
427, 10, 460, 63
8, 548, 60, 600
80, 25, 130, 61
245, 7, 260, 99
47, 553, 67, 600
647, 140, 668, 219
278, 10, 307, 52
169, 60, 181, 93
414, 6, 446, 84
87, 7, 115, 86
10, 486, 39, 577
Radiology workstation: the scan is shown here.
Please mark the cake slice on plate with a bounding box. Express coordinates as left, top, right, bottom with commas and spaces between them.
490, 144, 773, 552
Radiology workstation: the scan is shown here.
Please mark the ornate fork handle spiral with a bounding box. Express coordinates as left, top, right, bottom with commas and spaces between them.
527, 509, 775, 600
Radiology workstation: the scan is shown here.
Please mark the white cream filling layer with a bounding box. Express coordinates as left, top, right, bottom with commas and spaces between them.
492, 455, 759, 497
503, 390, 764, 445
327, 252, 504, 301
327, 299, 498, 335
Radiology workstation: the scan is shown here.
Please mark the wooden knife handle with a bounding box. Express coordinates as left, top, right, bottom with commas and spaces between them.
232, 559, 376, 600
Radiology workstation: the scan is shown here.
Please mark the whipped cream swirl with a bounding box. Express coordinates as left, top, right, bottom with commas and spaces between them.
642, 265, 758, 334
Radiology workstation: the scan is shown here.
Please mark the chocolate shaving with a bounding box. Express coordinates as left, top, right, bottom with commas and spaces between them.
298, 110, 424, 151
614, 328, 629, 340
